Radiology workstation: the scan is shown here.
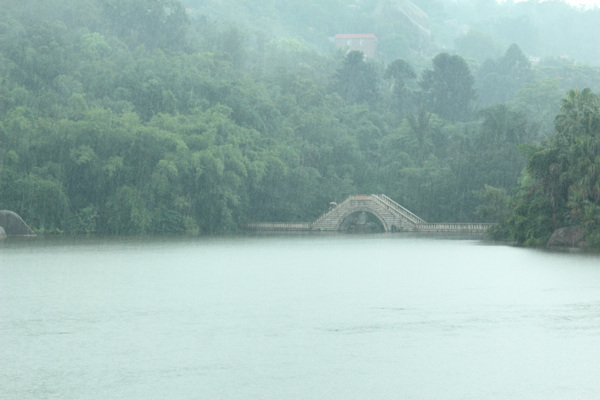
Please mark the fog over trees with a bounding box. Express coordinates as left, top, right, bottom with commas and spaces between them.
0, 0, 599, 245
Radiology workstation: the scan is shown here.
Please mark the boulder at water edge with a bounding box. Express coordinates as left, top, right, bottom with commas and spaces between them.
547, 226, 586, 248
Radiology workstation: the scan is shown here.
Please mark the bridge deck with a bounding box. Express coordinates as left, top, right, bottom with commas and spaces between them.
246, 222, 312, 232
246, 222, 494, 234
247, 194, 494, 234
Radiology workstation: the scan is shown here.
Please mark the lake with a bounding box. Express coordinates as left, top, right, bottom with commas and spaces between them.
1, 234, 599, 399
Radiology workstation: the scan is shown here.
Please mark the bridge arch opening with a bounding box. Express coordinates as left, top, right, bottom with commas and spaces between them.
338, 211, 384, 233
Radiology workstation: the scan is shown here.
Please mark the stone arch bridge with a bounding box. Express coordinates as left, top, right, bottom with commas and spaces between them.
248, 194, 494, 234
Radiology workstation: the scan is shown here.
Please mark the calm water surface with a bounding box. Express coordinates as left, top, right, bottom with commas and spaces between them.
1, 235, 599, 399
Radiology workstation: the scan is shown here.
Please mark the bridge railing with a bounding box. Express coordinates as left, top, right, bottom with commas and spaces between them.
416, 223, 495, 233
247, 222, 312, 231
312, 194, 428, 229
372, 194, 426, 225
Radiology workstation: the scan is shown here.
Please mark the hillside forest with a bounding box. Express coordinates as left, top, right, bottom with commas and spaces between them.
1, 0, 599, 246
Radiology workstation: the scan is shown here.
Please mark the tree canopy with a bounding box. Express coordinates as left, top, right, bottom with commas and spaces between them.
0, 0, 599, 247
507, 88, 600, 246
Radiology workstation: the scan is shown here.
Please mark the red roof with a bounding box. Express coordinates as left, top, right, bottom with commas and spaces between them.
334, 34, 378, 41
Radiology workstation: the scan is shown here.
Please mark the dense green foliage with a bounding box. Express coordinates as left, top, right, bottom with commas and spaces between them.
507, 89, 600, 246
0, 0, 599, 243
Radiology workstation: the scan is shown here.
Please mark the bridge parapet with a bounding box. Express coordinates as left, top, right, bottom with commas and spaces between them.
416, 223, 495, 233
247, 195, 495, 234
246, 222, 312, 232
311, 194, 425, 232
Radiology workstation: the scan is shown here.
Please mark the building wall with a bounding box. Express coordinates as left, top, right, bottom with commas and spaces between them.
334, 34, 378, 58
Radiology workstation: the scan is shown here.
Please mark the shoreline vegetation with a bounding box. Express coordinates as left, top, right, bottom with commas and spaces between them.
0, 0, 599, 248
3, 231, 597, 255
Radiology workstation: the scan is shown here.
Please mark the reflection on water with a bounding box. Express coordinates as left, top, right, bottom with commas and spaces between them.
1, 235, 600, 399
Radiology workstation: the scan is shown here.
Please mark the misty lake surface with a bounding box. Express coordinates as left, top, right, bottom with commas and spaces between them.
1, 235, 600, 400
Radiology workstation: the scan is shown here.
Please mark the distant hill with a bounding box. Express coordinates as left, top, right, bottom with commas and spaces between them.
182, 0, 600, 66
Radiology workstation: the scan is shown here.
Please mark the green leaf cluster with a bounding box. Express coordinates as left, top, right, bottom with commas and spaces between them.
0, 0, 597, 240
507, 89, 600, 246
